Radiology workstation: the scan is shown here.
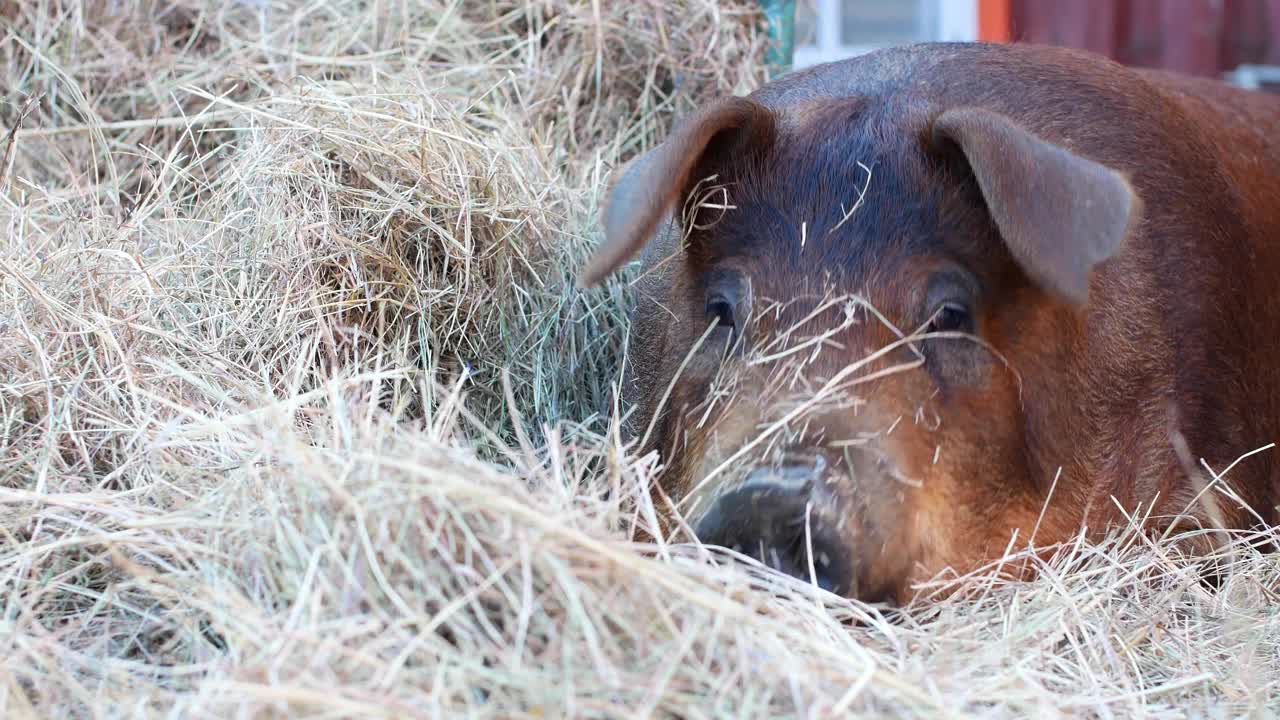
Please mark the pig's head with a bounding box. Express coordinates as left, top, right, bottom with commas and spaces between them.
581, 95, 1140, 603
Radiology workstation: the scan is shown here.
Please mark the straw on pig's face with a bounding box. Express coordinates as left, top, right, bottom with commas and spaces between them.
586, 93, 1147, 603
649, 242, 1038, 604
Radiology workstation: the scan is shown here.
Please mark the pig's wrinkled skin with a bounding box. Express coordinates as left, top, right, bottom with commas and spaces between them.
580, 42, 1280, 603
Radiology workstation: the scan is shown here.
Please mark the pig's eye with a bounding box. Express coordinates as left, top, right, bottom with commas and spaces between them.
929, 301, 972, 334
706, 296, 736, 333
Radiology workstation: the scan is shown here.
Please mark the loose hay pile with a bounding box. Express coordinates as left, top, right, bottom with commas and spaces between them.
2, 1, 1278, 717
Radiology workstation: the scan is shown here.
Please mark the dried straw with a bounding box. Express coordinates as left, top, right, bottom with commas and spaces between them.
1, 1, 1276, 717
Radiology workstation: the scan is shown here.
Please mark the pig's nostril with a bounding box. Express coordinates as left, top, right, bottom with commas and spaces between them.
692, 465, 851, 595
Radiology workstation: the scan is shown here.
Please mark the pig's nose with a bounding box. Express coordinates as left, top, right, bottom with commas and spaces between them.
691, 459, 853, 595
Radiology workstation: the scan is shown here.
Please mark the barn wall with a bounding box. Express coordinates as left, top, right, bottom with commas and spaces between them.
1009, 0, 1280, 77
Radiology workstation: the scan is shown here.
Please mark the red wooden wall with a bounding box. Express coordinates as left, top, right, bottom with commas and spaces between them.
1008, 0, 1280, 77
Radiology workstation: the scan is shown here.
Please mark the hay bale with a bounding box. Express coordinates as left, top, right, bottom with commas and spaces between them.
1, 1, 1277, 717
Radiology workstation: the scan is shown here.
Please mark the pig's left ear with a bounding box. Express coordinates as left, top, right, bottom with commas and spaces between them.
932, 107, 1140, 306
578, 97, 775, 288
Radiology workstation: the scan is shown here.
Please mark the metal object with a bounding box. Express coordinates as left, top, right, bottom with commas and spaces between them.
760, 0, 797, 76
1225, 64, 1280, 91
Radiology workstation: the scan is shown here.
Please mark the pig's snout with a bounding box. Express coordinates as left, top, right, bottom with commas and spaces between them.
692, 456, 854, 595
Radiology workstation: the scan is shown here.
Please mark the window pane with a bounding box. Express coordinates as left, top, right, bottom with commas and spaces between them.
841, 0, 926, 46
795, 0, 820, 48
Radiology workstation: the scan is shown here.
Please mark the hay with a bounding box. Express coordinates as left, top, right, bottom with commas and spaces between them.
1, 1, 1277, 717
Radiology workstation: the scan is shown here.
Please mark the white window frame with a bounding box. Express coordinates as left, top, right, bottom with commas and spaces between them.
793, 0, 979, 68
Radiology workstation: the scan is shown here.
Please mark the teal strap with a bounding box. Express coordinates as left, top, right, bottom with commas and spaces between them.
759, 0, 796, 77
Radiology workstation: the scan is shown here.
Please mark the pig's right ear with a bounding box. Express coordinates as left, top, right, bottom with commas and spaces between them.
577, 97, 775, 288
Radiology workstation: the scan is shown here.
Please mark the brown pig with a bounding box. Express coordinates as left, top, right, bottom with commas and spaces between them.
579, 42, 1280, 603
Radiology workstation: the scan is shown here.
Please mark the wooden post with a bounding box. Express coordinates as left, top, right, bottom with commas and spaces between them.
979, 0, 1012, 42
